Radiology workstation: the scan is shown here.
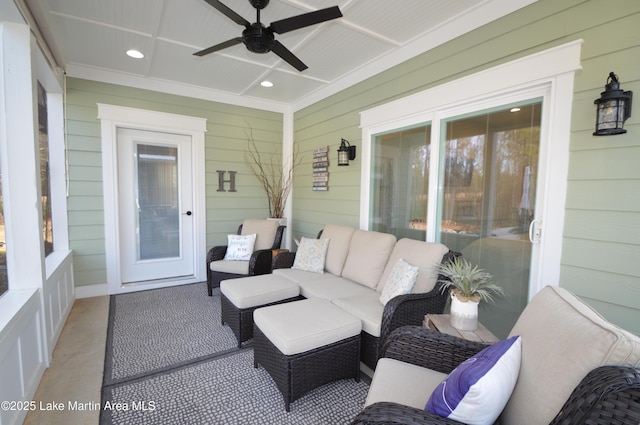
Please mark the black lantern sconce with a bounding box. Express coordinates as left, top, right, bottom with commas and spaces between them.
593, 72, 633, 136
337, 138, 356, 166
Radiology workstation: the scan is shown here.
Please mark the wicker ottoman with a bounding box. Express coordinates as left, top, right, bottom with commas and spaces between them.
253, 298, 362, 411
220, 275, 302, 348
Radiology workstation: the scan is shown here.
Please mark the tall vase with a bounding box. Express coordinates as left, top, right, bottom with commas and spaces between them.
450, 291, 479, 331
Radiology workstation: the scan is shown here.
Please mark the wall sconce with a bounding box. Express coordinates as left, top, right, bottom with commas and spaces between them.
337, 139, 356, 166
593, 72, 633, 136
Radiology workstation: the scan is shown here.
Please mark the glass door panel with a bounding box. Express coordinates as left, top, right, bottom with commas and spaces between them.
369, 124, 431, 240
437, 100, 542, 338
135, 143, 180, 260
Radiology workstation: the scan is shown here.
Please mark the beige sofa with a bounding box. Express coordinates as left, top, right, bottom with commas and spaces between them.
352, 285, 640, 424
270, 224, 454, 370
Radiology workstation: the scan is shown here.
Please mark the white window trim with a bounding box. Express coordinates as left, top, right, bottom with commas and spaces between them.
360, 40, 583, 298
97, 104, 207, 294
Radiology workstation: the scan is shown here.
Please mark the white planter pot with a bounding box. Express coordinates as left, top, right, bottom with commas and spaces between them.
450, 291, 479, 331
267, 217, 287, 227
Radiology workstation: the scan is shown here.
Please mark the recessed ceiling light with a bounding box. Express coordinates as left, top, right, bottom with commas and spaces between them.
126, 49, 144, 59
260, 80, 274, 88
510, 107, 521, 113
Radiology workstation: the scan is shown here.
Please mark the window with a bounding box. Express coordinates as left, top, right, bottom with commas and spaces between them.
0, 163, 6, 298
38, 82, 54, 256
370, 124, 431, 240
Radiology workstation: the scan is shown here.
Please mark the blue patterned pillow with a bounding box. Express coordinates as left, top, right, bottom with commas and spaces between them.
224, 233, 257, 261
292, 237, 330, 273
379, 258, 419, 305
426, 335, 521, 425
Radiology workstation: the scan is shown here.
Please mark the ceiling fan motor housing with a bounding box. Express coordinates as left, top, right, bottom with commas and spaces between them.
243, 24, 274, 53
249, 0, 269, 9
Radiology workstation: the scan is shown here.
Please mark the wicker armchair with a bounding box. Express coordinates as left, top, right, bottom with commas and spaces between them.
352, 326, 640, 425
352, 286, 640, 425
272, 239, 458, 370
206, 220, 285, 296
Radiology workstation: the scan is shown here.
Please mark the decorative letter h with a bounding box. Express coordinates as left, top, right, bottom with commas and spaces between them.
217, 170, 237, 192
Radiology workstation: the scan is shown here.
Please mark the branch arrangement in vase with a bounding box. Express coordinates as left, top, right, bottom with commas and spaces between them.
245, 125, 302, 219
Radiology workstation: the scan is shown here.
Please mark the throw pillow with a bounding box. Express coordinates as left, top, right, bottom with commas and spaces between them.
292, 237, 330, 273
224, 233, 257, 261
379, 258, 419, 305
426, 335, 522, 425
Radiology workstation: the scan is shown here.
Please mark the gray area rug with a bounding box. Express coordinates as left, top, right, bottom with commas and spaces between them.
101, 282, 369, 424
103, 282, 238, 385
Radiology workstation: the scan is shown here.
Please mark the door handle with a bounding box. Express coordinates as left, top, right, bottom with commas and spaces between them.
528, 219, 542, 244
183, 211, 192, 216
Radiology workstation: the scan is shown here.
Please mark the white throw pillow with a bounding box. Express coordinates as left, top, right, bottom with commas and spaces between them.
379, 258, 419, 305
224, 233, 257, 261
292, 237, 330, 273
426, 335, 522, 425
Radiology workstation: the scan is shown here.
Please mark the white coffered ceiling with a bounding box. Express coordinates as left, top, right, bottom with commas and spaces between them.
23, 0, 536, 111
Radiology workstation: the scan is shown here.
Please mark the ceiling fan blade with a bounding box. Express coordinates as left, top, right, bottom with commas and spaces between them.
271, 40, 307, 71
270, 6, 342, 34
193, 37, 243, 56
203, 0, 250, 27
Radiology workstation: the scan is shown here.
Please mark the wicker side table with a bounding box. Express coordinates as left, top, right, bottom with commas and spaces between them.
424, 313, 498, 344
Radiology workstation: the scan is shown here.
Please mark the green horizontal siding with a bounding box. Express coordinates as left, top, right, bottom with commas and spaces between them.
65, 78, 283, 287
292, 0, 640, 335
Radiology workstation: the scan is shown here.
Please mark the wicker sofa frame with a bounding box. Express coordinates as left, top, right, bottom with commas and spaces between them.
205, 223, 285, 296
351, 325, 640, 425
272, 248, 458, 370
253, 326, 361, 412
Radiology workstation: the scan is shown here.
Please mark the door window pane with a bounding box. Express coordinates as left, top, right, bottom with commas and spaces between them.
370, 124, 431, 240
438, 100, 541, 337
136, 144, 180, 260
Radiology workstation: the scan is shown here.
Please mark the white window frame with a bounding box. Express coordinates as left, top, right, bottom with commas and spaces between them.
360, 40, 583, 298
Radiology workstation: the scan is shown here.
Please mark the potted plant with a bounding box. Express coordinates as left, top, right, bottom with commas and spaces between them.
244, 125, 301, 222
437, 257, 506, 331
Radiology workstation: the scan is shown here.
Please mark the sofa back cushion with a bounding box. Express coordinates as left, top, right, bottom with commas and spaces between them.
341, 230, 397, 289
320, 224, 356, 275
377, 239, 449, 294
502, 286, 640, 425
241, 219, 279, 251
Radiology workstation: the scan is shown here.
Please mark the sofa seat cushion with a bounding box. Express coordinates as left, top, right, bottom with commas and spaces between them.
502, 286, 640, 425
273, 268, 333, 284
377, 239, 450, 294
209, 259, 250, 275
254, 298, 361, 356
298, 275, 375, 301
341, 230, 397, 290
365, 358, 447, 409
332, 292, 384, 337
320, 224, 356, 275
220, 275, 299, 309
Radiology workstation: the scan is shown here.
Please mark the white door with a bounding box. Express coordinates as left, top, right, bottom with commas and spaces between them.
117, 128, 194, 283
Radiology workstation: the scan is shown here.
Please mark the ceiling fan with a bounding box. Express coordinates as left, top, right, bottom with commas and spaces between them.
194, 0, 343, 71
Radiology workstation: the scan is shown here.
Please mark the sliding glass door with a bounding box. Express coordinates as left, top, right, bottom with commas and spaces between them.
369, 99, 542, 338
438, 101, 541, 337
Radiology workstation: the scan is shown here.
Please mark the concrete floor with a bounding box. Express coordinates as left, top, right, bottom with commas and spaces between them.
24, 296, 109, 425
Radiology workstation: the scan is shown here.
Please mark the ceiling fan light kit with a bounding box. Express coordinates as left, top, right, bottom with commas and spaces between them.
195, 0, 343, 71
